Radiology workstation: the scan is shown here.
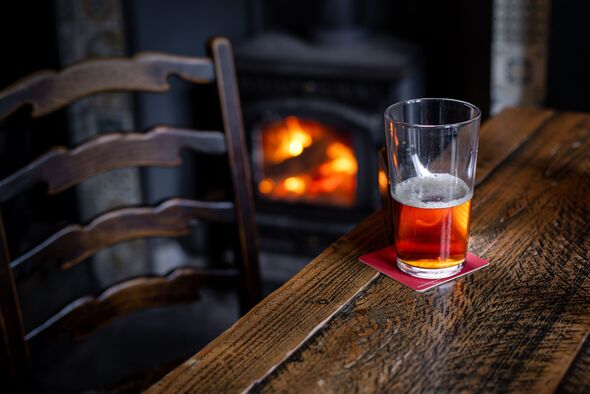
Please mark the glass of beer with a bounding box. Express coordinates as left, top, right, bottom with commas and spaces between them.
384, 98, 480, 278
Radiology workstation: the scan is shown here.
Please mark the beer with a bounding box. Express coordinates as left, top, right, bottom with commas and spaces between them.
385, 98, 480, 278
393, 174, 472, 272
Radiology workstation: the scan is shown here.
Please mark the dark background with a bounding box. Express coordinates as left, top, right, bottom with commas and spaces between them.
0, 0, 588, 391
2, 0, 588, 230
2, 0, 589, 124
1, 0, 588, 241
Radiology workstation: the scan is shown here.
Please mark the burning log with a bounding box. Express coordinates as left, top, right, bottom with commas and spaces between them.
264, 139, 329, 179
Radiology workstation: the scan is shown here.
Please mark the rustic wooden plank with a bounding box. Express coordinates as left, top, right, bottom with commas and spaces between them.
0, 53, 214, 121
0, 127, 226, 203
253, 112, 590, 393
556, 335, 590, 393
25, 267, 239, 349
148, 107, 559, 393
11, 198, 234, 280
475, 106, 554, 185
148, 211, 387, 393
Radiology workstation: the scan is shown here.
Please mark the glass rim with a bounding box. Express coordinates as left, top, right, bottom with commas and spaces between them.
384, 98, 482, 129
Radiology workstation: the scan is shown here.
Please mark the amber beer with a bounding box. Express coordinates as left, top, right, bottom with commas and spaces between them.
393, 174, 472, 272
385, 99, 480, 278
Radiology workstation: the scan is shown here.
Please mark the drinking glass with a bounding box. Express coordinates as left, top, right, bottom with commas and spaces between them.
384, 98, 481, 279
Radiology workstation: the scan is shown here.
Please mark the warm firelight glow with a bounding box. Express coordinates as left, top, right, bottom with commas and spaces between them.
378, 170, 389, 190
258, 178, 274, 195
323, 142, 358, 175
257, 116, 358, 207
283, 176, 306, 194
288, 140, 304, 156
264, 116, 314, 163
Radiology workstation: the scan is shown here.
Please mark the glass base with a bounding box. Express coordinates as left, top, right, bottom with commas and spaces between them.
396, 258, 463, 279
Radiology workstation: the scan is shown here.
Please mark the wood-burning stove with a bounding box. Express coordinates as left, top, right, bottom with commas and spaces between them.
235, 19, 423, 255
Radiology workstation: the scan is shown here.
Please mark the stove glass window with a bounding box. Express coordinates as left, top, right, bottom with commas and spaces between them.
254, 116, 357, 207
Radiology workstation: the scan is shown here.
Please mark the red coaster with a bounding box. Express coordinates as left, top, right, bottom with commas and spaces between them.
359, 247, 489, 292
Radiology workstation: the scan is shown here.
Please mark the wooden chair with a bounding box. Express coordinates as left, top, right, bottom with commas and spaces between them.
0, 37, 261, 390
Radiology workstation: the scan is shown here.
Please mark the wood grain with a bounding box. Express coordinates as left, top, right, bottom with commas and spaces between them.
0, 126, 226, 203
148, 211, 386, 393
475, 106, 554, 185
557, 335, 590, 393
149, 109, 589, 393
25, 267, 240, 349
252, 113, 590, 393
11, 198, 234, 280
0, 53, 214, 121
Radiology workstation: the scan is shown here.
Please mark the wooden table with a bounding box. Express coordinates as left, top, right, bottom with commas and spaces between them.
149, 108, 590, 393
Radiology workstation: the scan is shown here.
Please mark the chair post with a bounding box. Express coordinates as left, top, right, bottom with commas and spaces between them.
209, 37, 262, 311
0, 209, 30, 387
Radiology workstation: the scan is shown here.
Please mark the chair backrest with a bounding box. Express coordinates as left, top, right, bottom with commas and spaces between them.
0, 37, 261, 388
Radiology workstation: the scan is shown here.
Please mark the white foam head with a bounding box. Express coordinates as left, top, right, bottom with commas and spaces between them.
393, 174, 472, 208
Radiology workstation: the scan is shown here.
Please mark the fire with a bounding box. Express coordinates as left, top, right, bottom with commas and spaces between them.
258, 116, 358, 207
264, 116, 313, 163
283, 176, 306, 194
288, 140, 304, 156
258, 178, 274, 194
322, 142, 358, 175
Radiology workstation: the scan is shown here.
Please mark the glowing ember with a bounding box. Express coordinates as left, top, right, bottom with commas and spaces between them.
321, 142, 358, 176
263, 116, 314, 163
283, 176, 306, 194
256, 116, 358, 207
288, 140, 304, 156
258, 178, 274, 195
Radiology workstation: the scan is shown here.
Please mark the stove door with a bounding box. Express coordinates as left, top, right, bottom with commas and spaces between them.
245, 99, 382, 213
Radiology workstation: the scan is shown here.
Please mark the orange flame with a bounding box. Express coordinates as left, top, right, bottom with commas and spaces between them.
258, 178, 274, 194
264, 116, 313, 164
258, 116, 358, 207
323, 142, 358, 175
283, 176, 306, 194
